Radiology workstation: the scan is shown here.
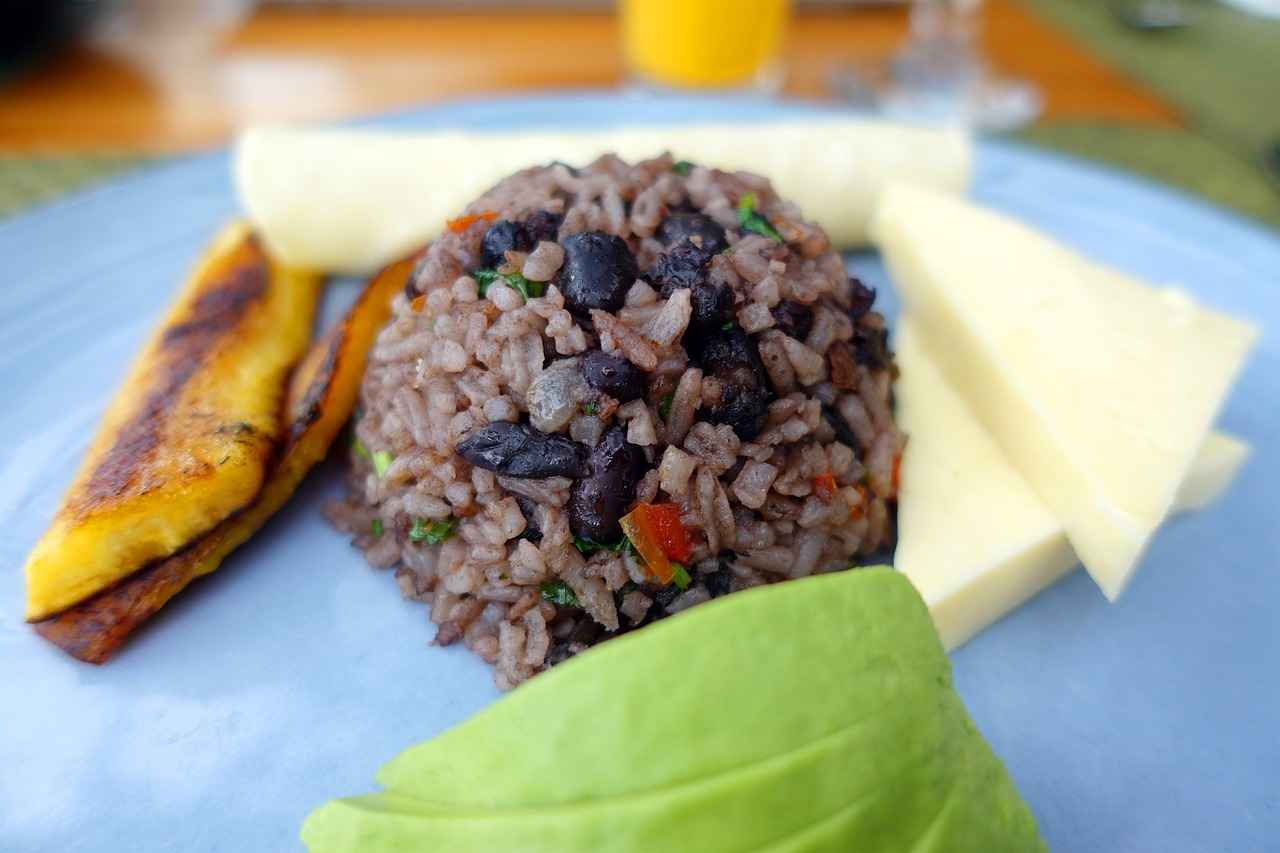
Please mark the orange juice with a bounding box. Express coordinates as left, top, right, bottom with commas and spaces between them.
620, 0, 792, 89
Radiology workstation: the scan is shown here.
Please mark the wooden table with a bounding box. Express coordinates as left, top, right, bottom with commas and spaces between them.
0, 1, 1180, 153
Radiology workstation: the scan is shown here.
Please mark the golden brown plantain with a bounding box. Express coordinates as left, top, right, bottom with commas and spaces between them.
34, 255, 414, 663
24, 222, 322, 621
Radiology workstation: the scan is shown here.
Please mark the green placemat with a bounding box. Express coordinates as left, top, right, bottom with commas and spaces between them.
1016, 0, 1280, 228
1016, 123, 1280, 226
0, 154, 149, 218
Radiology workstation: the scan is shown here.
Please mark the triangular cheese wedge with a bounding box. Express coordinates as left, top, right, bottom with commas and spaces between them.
1175, 432, 1250, 512
894, 321, 1248, 649
873, 186, 1258, 599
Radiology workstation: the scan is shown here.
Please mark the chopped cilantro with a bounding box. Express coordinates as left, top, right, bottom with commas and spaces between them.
737, 192, 784, 243
372, 450, 393, 477
505, 272, 544, 301
371, 518, 384, 538
473, 269, 501, 296
573, 537, 601, 555
410, 517, 457, 545
721, 321, 734, 331
672, 160, 695, 176
540, 581, 581, 608
671, 562, 692, 590
659, 393, 674, 420
583, 400, 598, 416
473, 268, 545, 302
574, 535, 628, 556
352, 435, 372, 463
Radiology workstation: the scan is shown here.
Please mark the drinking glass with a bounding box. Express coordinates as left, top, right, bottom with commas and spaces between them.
833, 0, 1042, 130
619, 0, 792, 93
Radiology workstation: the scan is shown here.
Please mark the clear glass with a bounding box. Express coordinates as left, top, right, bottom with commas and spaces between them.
831, 0, 1042, 131
619, 0, 792, 93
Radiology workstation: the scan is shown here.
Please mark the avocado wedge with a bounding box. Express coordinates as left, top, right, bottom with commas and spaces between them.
303, 568, 1045, 852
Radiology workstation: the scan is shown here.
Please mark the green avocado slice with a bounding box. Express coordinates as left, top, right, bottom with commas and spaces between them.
302, 568, 1045, 852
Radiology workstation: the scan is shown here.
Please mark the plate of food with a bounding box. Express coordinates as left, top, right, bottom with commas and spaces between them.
2, 93, 1275, 852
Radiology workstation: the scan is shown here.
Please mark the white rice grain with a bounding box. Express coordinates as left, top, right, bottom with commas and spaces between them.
732, 461, 778, 509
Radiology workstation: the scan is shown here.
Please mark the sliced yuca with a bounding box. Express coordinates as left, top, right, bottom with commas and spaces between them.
873, 186, 1258, 600
894, 321, 1249, 650
23, 224, 322, 621
235, 121, 970, 275
875, 185, 1254, 596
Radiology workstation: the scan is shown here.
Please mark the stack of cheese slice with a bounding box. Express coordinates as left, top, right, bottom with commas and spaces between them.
895, 322, 1249, 650
872, 186, 1259, 648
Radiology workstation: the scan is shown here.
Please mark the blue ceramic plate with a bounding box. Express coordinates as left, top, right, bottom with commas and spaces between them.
1, 94, 1276, 852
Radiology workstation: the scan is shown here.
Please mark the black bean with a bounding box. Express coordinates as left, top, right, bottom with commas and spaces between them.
569, 616, 605, 645
455, 421, 586, 479
714, 383, 770, 440
690, 327, 760, 377
556, 231, 639, 313
479, 220, 533, 268
851, 323, 892, 371
703, 566, 734, 598
691, 328, 772, 440
544, 617, 605, 665
821, 404, 861, 451
567, 425, 647, 543
651, 240, 734, 332
646, 584, 683, 621
515, 495, 543, 542
690, 281, 734, 330
848, 277, 876, 320
656, 212, 728, 254
544, 642, 575, 667
651, 240, 710, 292
581, 350, 645, 402
524, 209, 563, 243
771, 300, 813, 341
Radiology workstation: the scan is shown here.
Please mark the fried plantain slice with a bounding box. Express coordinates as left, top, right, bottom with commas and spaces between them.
24, 223, 323, 621
34, 255, 414, 663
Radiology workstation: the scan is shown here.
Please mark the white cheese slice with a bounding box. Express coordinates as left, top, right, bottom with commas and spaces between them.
894, 321, 1249, 650
1175, 432, 1251, 512
234, 122, 970, 275
872, 185, 1259, 600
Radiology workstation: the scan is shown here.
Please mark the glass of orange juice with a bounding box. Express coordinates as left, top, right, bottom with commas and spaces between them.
620, 0, 792, 92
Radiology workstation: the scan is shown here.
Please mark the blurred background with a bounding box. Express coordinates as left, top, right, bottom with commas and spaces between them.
0, 0, 1276, 225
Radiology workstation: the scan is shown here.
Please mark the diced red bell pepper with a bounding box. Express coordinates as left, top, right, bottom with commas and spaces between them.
813, 471, 837, 502
618, 502, 695, 583
446, 210, 498, 233
640, 502, 693, 563
619, 510, 672, 584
